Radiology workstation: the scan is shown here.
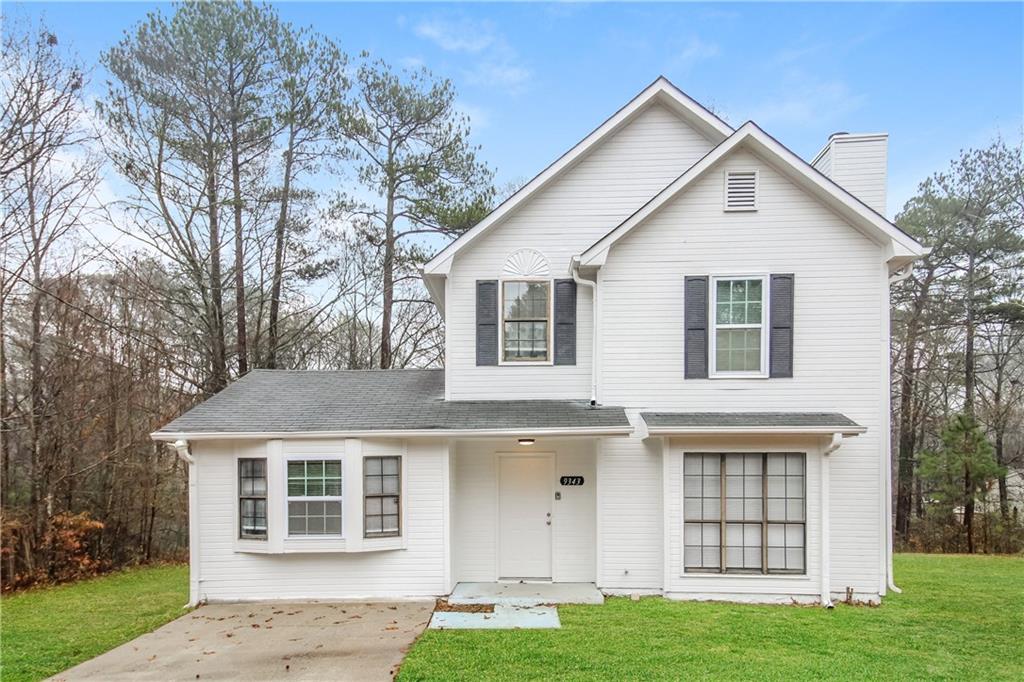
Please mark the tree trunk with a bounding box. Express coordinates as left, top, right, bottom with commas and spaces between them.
963, 464, 975, 553
963, 254, 976, 417
230, 118, 248, 376
267, 126, 295, 369
206, 127, 227, 393
380, 166, 396, 370
895, 271, 933, 541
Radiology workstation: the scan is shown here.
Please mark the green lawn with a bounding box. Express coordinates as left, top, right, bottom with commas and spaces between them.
0, 564, 188, 682
399, 554, 1024, 681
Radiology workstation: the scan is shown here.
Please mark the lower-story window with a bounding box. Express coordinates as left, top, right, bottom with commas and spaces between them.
287, 459, 343, 536
683, 452, 805, 574
239, 458, 267, 539
364, 456, 400, 538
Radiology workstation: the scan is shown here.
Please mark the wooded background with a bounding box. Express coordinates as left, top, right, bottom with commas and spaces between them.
1, 2, 1021, 590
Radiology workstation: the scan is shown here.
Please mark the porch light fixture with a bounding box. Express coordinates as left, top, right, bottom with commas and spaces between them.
518, 438, 536, 446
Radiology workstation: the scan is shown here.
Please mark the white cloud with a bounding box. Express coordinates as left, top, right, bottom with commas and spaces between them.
748, 76, 865, 128
413, 18, 497, 54
671, 37, 720, 72
410, 15, 531, 93
453, 101, 490, 131
464, 62, 531, 92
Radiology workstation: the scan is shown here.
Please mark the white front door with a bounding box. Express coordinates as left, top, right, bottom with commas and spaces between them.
498, 454, 553, 579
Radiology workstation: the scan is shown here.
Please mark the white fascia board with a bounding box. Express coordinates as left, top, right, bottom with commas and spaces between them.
421, 77, 732, 276
151, 426, 634, 442
579, 122, 927, 266
646, 425, 867, 436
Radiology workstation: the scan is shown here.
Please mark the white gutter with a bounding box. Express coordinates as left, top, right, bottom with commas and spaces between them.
570, 257, 599, 405
645, 425, 866, 436
152, 425, 633, 442
173, 440, 200, 608
820, 432, 842, 608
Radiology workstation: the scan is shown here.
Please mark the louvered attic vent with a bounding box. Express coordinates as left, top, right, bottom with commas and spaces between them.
725, 170, 758, 211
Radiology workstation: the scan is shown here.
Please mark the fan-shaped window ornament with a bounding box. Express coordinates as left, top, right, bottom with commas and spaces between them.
503, 249, 550, 278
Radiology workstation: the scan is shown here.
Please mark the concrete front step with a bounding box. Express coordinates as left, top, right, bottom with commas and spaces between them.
447, 581, 604, 607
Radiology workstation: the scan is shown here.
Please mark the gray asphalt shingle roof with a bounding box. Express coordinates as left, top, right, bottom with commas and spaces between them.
156, 369, 630, 435
642, 412, 864, 431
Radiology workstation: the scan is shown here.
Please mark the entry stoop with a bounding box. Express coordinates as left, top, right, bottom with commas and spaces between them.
448, 582, 604, 607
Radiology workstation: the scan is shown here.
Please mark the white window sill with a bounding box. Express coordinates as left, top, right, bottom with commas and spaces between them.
234, 536, 406, 555
682, 571, 810, 581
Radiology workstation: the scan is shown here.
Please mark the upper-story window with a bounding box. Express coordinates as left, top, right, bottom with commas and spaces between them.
502, 280, 550, 362
711, 276, 767, 376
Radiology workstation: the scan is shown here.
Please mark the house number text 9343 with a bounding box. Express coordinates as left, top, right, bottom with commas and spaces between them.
559, 475, 584, 486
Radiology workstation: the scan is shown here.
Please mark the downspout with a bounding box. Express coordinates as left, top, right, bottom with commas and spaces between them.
173, 440, 200, 608
885, 264, 909, 594
571, 257, 598, 406
820, 433, 843, 608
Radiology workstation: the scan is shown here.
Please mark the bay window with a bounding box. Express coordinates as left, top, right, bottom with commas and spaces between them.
238, 458, 267, 539
287, 459, 343, 537
684, 453, 806, 574
364, 456, 401, 538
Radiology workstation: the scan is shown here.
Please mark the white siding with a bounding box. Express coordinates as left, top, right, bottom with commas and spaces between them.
597, 436, 663, 590
446, 103, 716, 400
596, 146, 886, 597
193, 437, 448, 601
451, 438, 596, 583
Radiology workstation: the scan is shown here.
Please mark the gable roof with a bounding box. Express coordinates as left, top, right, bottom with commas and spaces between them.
152, 369, 631, 439
421, 77, 733, 278
579, 121, 928, 267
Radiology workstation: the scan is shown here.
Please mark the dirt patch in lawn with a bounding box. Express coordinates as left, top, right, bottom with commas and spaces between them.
434, 599, 495, 613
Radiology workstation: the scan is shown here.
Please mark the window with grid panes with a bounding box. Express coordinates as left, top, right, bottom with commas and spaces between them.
364, 456, 400, 537
287, 459, 343, 536
238, 459, 267, 539
711, 277, 765, 375
502, 281, 550, 361
684, 453, 805, 574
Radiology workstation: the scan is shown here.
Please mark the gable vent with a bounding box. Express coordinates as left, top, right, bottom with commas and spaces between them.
725, 170, 758, 211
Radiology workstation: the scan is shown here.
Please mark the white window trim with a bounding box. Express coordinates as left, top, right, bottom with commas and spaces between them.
723, 169, 759, 212
681, 451, 808, 577
284, 454, 345, 539
234, 452, 271, 553
709, 274, 769, 379
498, 276, 554, 366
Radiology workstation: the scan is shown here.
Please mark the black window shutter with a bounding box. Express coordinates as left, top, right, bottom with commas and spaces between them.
476, 280, 498, 366
684, 276, 709, 379
553, 279, 577, 365
769, 274, 795, 378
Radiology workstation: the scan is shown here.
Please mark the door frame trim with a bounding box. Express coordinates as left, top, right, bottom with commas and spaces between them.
495, 452, 556, 581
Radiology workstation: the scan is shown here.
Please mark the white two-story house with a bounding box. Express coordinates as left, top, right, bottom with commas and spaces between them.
154, 77, 927, 607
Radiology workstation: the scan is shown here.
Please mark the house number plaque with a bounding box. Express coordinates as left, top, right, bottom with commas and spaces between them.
559, 475, 584, 486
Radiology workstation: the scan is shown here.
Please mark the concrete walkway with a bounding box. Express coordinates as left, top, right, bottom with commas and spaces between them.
49, 601, 434, 682
448, 581, 604, 606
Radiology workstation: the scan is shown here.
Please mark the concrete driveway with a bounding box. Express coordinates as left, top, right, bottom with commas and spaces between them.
50, 601, 434, 681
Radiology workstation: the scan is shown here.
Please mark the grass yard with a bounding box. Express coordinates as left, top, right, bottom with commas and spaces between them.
399, 554, 1024, 681
0, 564, 188, 682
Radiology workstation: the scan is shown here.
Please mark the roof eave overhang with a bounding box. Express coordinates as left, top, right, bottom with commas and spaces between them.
151, 425, 634, 442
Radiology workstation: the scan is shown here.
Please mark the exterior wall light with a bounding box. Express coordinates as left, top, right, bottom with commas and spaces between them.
518, 438, 536, 446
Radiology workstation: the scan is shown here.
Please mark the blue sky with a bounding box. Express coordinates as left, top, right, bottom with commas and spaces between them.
10, 1, 1024, 217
